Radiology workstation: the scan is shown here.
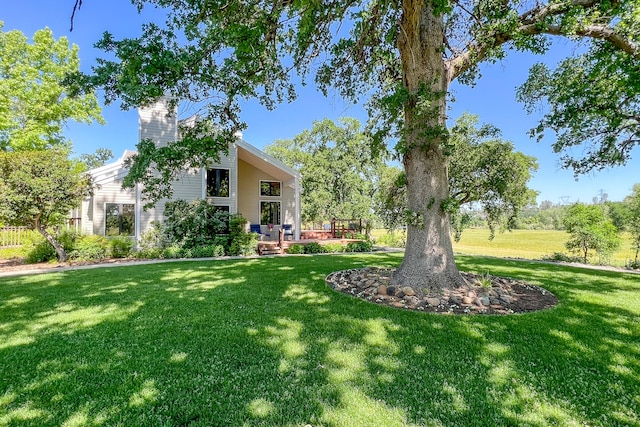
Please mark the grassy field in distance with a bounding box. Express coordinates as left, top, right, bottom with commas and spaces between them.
373, 228, 637, 267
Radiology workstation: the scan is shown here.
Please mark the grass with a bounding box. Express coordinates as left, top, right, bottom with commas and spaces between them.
372, 228, 637, 267
1, 253, 639, 426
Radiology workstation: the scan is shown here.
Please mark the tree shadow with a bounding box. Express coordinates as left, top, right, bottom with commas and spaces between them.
1, 253, 638, 426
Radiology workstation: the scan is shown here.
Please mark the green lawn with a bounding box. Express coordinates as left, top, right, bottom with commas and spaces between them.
1, 254, 639, 426
455, 229, 635, 267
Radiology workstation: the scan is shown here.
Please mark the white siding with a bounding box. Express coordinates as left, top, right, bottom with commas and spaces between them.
91, 180, 136, 235
138, 98, 177, 147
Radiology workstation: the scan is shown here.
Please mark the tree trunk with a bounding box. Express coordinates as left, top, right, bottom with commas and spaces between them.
391, 0, 466, 292
35, 219, 68, 262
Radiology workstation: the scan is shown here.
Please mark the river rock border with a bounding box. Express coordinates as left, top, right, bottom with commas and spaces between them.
326, 267, 558, 315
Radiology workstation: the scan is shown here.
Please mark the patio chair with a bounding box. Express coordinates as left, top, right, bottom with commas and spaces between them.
250, 224, 269, 240
283, 224, 293, 240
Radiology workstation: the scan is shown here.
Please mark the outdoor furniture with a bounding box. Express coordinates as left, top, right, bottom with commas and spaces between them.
250, 224, 270, 240
283, 224, 293, 240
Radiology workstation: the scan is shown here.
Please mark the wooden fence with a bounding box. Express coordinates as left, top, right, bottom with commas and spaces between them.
1, 219, 81, 248
0, 226, 30, 248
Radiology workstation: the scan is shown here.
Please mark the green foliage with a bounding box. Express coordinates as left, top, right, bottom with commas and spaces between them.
228, 215, 257, 256
25, 240, 57, 264
0, 23, 103, 151
78, 148, 114, 170
563, 203, 621, 264
68, 235, 109, 261
163, 199, 230, 249
374, 231, 407, 248
345, 240, 374, 252
625, 183, 640, 263
303, 242, 326, 254
376, 114, 538, 239
0, 149, 93, 261
322, 243, 346, 253
286, 244, 305, 254
517, 45, 640, 174
137, 221, 168, 254
109, 236, 134, 259
541, 252, 584, 264
265, 118, 385, 224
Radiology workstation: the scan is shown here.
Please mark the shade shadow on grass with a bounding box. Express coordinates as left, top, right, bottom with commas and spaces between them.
1, 253, 638, 426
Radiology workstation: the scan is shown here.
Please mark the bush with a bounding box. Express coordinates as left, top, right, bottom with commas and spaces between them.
346, 240, 373, 252
188, 244, 226, 258
229, 232, 258, 256
25, 240, 57, 264
541, 252, 583, 263
304, 242, 326, 254
68, 235, 109, 261
162, 245, 183, 259
138, 221, 168, 253
228, 215, 257, 256
287, 244, 305, 254
163, 200, 230, 249
110, 236, 134, 258
322, 243, 345, 253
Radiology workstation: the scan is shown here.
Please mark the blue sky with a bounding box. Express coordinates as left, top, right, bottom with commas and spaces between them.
3, 0, 638, 204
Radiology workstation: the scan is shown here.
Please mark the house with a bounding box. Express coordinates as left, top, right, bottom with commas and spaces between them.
80, 99, 302, 243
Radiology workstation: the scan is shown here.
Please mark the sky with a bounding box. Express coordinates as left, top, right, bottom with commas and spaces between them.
2, 0, 639, 204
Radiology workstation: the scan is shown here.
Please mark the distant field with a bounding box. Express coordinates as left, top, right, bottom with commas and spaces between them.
374, 228, 637, 267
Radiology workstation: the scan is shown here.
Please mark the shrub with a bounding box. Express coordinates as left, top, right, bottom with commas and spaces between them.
25, 240, 57, 264
541, 252, 583, 263
322, 243, 345, 253
68, 235, 109, 261
138, 221, 168, 253
162, 245, 184, 259
346, 240, 373, 252
188, 244, 226, 258
228, 215, 257, 256
304, 242, 326, 254
110, 236, 134, 258
229, 232, 258, 256
164, 200, 230, 249
287, 244, 305, 254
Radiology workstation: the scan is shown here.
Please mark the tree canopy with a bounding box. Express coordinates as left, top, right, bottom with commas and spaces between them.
71, 0, 640, 291
0, 23, 103, 151
0, 149, 92, 261
563, 203, 621, 264
265, 118, 385, 225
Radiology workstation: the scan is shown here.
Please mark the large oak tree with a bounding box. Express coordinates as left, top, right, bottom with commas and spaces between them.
71, 0, 639, 292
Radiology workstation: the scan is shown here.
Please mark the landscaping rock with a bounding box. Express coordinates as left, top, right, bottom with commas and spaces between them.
325, 267, 558, 315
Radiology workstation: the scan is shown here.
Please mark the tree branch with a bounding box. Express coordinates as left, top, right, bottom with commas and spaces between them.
445, 0, 637, 82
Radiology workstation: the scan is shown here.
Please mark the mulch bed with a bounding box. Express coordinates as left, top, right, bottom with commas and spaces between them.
326, 267, 558, 315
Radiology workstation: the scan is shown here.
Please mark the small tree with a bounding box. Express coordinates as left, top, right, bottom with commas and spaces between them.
0, 149, 92, 261
563, 203, 621, 264
625, 184, 640, 265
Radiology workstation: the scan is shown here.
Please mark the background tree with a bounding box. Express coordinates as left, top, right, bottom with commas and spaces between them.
0, 149, 92, 261
72, 0, 639, 291
563, 203, 621, 264
78, 148, 114, 170
377, 114, 538, 239
625, 184, 640, 265
265, 118, 385, 226
0, 23, 103, 151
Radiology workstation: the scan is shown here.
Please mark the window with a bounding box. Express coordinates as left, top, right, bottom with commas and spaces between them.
207, 168, 230, 197
260, 180, 281, 197
105, 203, 135, 236
260, 201, 281, 226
